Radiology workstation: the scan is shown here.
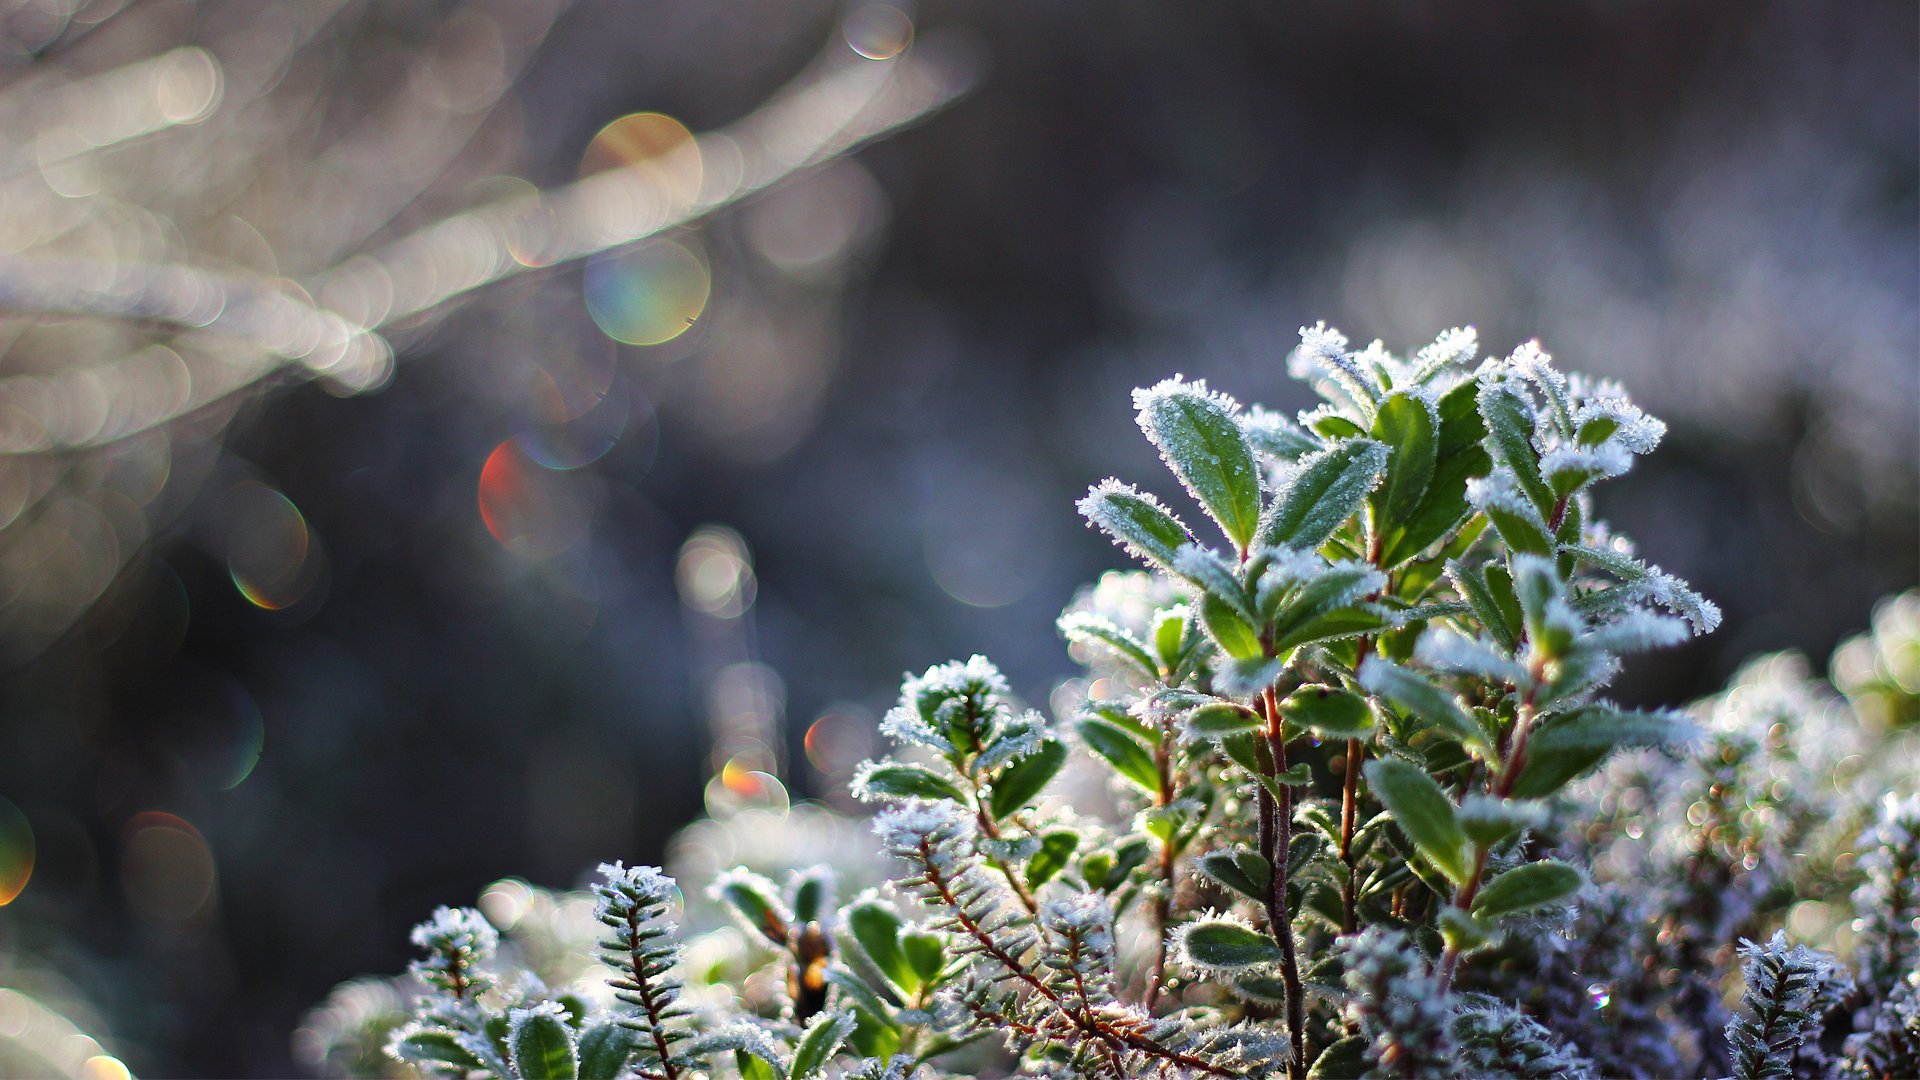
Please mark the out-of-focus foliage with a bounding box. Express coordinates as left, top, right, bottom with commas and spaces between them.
321, 332, 1916, 1078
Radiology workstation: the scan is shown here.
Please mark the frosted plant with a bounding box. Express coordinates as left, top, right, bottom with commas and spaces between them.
317, 324, 1920, 1078
1724, 932, 1852, 1080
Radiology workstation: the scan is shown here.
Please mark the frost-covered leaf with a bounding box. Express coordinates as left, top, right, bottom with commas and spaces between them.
852, 763, 966, 804
1279, 685, 1372, 739
1197, 849, 1271, 902
988, 738, 1066, 819
576, 1024, 638, 1080
1077, 479, 1194, 573
392, 1027, 485, 1073
1470, 860, 1582, 919
1026, 829, 1079, 888
508, 1003, 578, 1080
1175, 916, 1282, 970
1358, 655, 1487, 754
1058, 612, 1158, 679
1368, 390, 1439, 528
1077, 713, 1160, 792
791, 1010, 856, 1080
1478, 379, 1554, 519
1186, 701, 1261, 738
1257, 439, 1388, 551
1365, 758, 1469, 884
1134, 376, 1264, 550
1376, 378, 1490, 567
846, 897, 916, 996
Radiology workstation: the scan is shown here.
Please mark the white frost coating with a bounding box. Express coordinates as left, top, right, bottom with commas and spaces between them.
1572, 397, 1666, 455
1170, 910, 1274, 974
906, 654, 1009, 701
595, 862, 678, 913
410, 905, 499, 955
975, 710, 1047, 771
1541, 443, 1634, 483
707, 866, 796, 924
1290, 321, 1381, 408
1131, 374, 1243, 426
1076, 477, 1194, 559
874, 799, 974, 871
1412, 326, 1480, 383
1467, 470, 1549, 528
1583, 610, 1694, 655
878, 704, 946, 752
1414, 628, 1528, 685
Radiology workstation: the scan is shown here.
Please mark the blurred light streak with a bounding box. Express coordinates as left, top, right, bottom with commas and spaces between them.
0, 989, 124, 1080
0, 14, 974, 655
0, 796, 33, 905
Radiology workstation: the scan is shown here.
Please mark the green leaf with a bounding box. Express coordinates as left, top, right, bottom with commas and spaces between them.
1058, 613, 1158, 679
1026, 829, 1080, 888
1368, 391, 1439, 527
1471, 859, 1583, 919
1201, 592, 1264, 660
1196, 849, 1271, 902
1483, 496, 1554, 557
715, 870, 790, 945
1077, 714, 1161, 793
1220, 732, 1264, 775
900, 929, 946, 987
1179, 919, 1282, 969
1575, 413, 1620, 446
846, 899, 915, 995
1311, 413, 1368, 440
1258, 439, 1388, 551
1186, 702, 1261, 738
1266, 562, 1385, 639
1309, 1035, 1371, 1079
791, 1011, 855, 1080
1376, 379, 1491, 568
789, 868, 831, 925
1364, 758, 1470, 884
1511, 706, 1695, 798
855, 764, 965, 804
989, 739, 1066, 819
824, 968, 900, 1059
1357, 656, 1487, 755
1078, 481, 1194, 573
1280, 686, 1373, 739
1135, 379, 1265, 550
393, 1029, 485, 1073
1448, 559, 1518, 651
509, 1008, 579, 1080
736, 1053, 779, 1080
576, 1024, 639, 1080
1270, 605, 1393, 653
1438, 906, 1493, 955
1478, 380, 1554, 519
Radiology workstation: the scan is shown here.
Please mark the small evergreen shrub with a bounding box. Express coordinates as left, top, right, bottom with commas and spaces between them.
306, 325, 1920, 1079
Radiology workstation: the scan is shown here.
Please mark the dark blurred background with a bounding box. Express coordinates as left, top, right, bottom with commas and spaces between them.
0, 1, 1912, 1075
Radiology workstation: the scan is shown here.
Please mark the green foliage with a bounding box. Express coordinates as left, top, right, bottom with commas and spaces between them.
313, 325, 1920, 1080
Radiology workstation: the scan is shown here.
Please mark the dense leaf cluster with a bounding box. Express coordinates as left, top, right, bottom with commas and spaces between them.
310, 325, 1919, 1079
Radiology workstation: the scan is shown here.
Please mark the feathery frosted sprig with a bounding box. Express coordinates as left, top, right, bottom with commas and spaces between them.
1725, 931, 1851, 1080
1852, 792, 1920, 990
1339, 928, 1455, 1079
1037, 889, 1119, 1008
407, 906, 498, 1000
1839, 969, 1920, 1080
593, 861, 691, 1075
1452, 1000, 1597, 1079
